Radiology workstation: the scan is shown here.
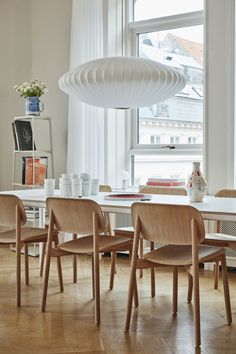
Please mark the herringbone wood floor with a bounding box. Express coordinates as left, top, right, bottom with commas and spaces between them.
0, 247, 235, 354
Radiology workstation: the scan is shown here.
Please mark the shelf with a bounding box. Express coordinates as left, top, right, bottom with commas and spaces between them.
12, 115, 54, 189
14, 150, 52, 154
13, 183, 44, 188
14, 116, 51, 121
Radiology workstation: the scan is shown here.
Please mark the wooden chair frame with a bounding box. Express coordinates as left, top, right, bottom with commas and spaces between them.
125, 202, 232, 348
41, 197, 134, 324
0, 194, 58, 306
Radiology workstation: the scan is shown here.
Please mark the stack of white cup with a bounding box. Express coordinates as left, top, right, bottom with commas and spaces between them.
71, 174, 82, 197
60, 174, 72, 197
80, 173, 92, 196
91, 178, 99, 195
44, 179, 55, 196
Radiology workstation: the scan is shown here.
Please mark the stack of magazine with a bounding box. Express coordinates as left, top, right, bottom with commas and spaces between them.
146, 177, 186, 186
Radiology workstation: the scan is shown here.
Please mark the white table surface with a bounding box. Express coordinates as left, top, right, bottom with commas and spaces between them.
2, 189, 236, 222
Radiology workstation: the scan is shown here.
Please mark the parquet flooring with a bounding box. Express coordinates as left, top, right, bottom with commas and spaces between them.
0, 247, 235, 354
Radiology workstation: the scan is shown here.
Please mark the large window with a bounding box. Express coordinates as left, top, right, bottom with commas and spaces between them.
129, 3, 204, 186
137, 25, 203, 147
134, 0, 203, 21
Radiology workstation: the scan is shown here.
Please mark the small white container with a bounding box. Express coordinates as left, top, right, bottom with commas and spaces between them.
91, 178, 99, 195
44, 179, 55, 196
72, 178, 82, 197
82, 179, 92, 196
61, 183, 72, 197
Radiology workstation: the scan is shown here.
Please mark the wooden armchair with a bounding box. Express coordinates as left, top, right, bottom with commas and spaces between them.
41, 197, 134, 324
204, 189, 236, 288
114, 186, 187, 295
0, 194, 59, 306
125, 202, 232, 348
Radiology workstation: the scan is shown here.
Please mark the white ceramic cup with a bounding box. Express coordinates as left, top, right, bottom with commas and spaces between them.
44, 179, 55, 196
72, 178, 82, 197
91, 178, 99, 195
82, 179, 92, 196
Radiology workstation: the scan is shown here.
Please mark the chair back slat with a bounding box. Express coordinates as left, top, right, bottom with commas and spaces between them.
132, 203, 205, 245
0, 195, 26, 227
139, 186, 187, 196
46, 198, 105, 235
215, 189, 236, 198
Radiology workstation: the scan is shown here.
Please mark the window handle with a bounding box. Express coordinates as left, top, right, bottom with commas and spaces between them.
161, 145, 175, 149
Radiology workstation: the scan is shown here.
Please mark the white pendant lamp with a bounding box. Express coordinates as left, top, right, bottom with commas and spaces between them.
59, 56, 186, 109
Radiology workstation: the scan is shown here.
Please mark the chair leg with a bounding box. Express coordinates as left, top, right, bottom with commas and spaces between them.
187, 271, 193, 303
73, 234, 77, 283
220, 254, 232, 324
213, 261, 219, 289
40, 242, 46, 277
54, 236, 63, 293
125, 259, 137, 331
24, 243, 29, 286
133, 272, 139, 308
41, 244, 52, 312
91, 254, 95, 299
150, 241, 155, 297
94, 250, 100, 325
109, 251, 116, 290
173, 266, 178, 314
139, 239, 143, 278
193, 262, 201, 348
16, 243, 22, 307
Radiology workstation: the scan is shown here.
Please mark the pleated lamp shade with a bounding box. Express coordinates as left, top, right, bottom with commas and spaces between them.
59, 56, 186, 109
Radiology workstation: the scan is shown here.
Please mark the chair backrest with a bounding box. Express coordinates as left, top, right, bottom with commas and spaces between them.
139, 185, 187, 196
46, 197, 105, 235
132, 202, 205, 245
99, 185, 112, 192
0, 195, 26, 227
215, 189, 236, 234
215, 189, 236, 198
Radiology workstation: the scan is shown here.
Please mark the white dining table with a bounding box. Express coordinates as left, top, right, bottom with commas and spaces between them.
2, 188, 236, 223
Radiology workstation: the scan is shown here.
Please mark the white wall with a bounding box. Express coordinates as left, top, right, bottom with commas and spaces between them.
0, 0, 72, 190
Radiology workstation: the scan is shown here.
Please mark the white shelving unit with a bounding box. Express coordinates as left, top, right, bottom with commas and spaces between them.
12, 115, 54, 189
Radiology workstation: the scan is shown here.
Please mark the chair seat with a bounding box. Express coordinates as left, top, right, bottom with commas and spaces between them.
0, 227, 48, 244
114, 227, 134, 238
144, 244, 225, 266
59, 235, 133, 254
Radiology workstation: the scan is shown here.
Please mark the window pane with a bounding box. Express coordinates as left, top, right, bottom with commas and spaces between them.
134, 0, 203, 21
137, 25, 203, 146
133, 155, 203, 186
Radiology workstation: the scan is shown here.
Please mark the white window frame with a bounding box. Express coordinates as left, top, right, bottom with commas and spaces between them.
127, 10, 204, 158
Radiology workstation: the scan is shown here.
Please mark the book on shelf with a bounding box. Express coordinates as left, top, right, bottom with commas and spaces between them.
12, 122, 19, 150
22, 157, 47, 185
147, 177, 186, 187
13, 120, 36, 150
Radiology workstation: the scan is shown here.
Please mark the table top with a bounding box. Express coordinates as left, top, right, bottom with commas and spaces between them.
2, 189, 236, 222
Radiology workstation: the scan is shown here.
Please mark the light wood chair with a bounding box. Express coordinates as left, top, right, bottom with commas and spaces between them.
41, 197, 134, 325
0, 194, 59, 306
114, 186, 187, 294
203, 189, 236, 288
125, 202, 232, 348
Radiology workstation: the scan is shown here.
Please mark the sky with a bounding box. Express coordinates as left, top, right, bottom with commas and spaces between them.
134, 0, 203, 43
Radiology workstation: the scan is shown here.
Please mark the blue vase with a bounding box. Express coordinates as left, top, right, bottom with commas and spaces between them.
25, 96, 44, 116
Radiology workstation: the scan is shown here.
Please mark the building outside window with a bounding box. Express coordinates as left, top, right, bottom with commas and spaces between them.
129, 1, 204, 185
